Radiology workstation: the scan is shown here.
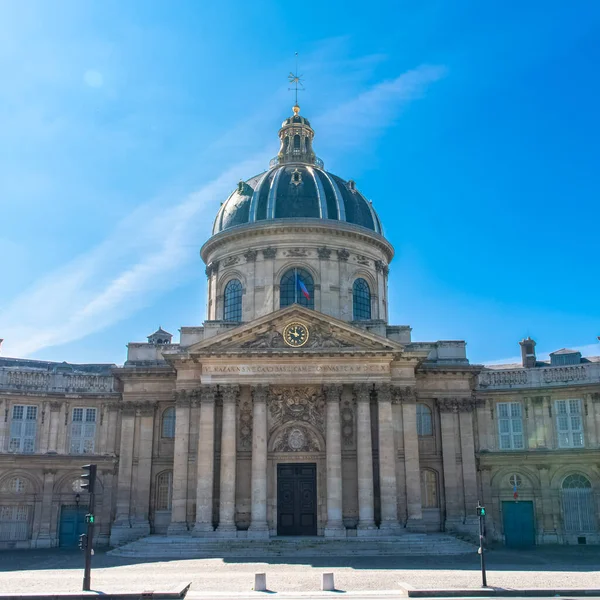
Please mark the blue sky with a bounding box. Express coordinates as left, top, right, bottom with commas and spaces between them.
1, 1, 599, 366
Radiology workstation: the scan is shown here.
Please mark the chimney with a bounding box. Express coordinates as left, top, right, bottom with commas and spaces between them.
519, 337, 536, 368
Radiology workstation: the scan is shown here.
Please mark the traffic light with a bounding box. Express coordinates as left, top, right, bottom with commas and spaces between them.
476, 504, 486, 517
78, 533, 88, 550
81, 464, 97, 494
85, 514, 95, 524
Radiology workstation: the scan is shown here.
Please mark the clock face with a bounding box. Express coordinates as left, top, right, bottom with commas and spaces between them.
283, 322, 310, 347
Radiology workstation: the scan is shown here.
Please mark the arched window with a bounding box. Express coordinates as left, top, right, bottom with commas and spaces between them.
223, 279, 242, 322
156, 471, 173, 511
293, 134, 301, 150
416, 404, 433, 436
161, 407, 176, 438
421, 470, 439, 508
562, 474, 594, 532
280, 268, 314, 309
352, 278, 371, 320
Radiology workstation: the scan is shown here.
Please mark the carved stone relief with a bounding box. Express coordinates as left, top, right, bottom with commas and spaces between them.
306, 324, 352, 349
355, 254, 371, 266
262, 247, 277, 259
341, 399, 354, 448
238, 395, 253, 451
244, 250, 258, 262
222, 256, 239, 267
317, 247, 331, 260
268, 387, 325, 435
272, 424, 320, 452
242, 326, 286, 349
286, 248, 308, 257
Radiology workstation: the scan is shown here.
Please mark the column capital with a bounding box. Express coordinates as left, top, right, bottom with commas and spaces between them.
437, 397, 476, 413
376, 383, 392, 404
221, 384, 240, 404
391, 385, 416, 404
49, 401, 63, 411
133, 401, 157, 416
353, 383, 371, 403
324, 384, 343, 403
174, 390, 192, 407
200, 385, 218, 404
252, 384, 269, 404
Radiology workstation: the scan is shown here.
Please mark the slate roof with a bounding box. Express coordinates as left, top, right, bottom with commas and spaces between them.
0, 357, 115, 374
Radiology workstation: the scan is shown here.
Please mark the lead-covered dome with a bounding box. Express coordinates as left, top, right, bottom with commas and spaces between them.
212, 105, 383, 235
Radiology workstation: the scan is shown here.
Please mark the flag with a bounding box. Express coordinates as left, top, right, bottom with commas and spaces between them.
296, 275, 311, 300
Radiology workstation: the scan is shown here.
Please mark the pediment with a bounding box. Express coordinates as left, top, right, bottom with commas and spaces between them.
186, 305, 403, 355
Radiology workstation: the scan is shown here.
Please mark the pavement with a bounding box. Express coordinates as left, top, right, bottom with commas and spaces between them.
0, 545, 597, 596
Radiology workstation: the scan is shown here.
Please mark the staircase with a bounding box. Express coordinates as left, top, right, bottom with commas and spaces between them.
108, 533, 477, 558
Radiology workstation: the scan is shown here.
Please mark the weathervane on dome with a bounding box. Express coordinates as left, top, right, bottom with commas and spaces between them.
288, 52, 304, 114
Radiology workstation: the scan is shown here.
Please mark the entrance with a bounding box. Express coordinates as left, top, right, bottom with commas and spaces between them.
502, 501, 535, 548
59, 505, 88, 548
277, 463, 317, 536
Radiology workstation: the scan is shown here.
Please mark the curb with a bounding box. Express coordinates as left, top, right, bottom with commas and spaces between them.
0, 582, 191, 600
406, 589, 600, 597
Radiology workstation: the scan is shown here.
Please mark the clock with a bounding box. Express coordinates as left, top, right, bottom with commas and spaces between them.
283, 322, 310, 347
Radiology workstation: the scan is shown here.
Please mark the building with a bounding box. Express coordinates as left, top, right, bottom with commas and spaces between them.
0, 105, 598, 550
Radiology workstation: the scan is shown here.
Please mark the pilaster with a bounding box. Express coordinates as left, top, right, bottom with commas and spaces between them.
248, 384, 269, 538
324, 384, 345, 537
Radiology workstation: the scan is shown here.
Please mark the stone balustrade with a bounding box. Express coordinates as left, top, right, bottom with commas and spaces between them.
0, 368, 117, 394
477, 362, 600, 390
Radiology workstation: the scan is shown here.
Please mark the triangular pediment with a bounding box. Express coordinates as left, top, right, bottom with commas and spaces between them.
185, 305, 404, 355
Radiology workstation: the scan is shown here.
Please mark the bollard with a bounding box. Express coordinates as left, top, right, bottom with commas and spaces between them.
254, 573, 267, 592
322, 572, 335, 591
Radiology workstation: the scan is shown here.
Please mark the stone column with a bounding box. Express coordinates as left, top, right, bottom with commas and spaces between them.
377, 384, 400, 531
193, 386, 217, 535
584, 395, 597, 449
354, 383, 376, 534
217, 384, 239, 536
39, 402, 50, 453
133, 402, 155, 534
168, 391, 191, 534
324, 384, 345, 537
35, 469, 55, 548
538, 466, 558, 543
439, 400, 461, 531
249, 384, 269, 537
47, 401, 62, 453
0, 399, 7, 452
402, 394, 424, 530
110, 405, 136, 545
459, 404, 479, 532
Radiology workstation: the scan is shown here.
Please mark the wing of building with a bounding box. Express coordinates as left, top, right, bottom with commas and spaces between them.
1, 105, 599, 550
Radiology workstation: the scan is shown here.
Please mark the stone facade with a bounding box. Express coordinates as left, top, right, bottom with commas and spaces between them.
1, 106, 599, 549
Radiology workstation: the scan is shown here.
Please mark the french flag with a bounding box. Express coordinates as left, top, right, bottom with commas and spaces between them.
296, 274, 311, 300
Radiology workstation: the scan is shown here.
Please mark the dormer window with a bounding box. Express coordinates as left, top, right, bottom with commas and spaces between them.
237, 180, 244, 193
348, 180, 356, 191
291, 168, 302, 186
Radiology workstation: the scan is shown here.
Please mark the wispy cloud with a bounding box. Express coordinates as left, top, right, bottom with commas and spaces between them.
0, 64, 445, 359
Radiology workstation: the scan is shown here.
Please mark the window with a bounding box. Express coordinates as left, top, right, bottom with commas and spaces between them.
421, 470, 439, 508
223, 279, 242, 322
497, 402, 524, 450
280, 267, 314, 309
156, 471, 173, 511
8, 477, 27, 493
70, 408, 97, 454
509, 474, 522, 489
0, 506, 30, 541
162, 407, 176, 438
561, 474, 594, 532
72, 479, 86, 493
556, 400, 584, 448
416, 404, 433, 436
352, 278, 371, 320
9, 405, 37, 453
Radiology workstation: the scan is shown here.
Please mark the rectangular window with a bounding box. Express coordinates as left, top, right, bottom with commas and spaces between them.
556, 399, 584, 448
497, 402, 524, 450
9, 405, 37, 454
70, 408, 97, 454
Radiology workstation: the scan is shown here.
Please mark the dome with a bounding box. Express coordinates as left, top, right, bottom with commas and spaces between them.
212, 105, 383, 236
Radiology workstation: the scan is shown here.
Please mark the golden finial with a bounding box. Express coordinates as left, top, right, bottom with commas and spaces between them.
293, 104, 300, 115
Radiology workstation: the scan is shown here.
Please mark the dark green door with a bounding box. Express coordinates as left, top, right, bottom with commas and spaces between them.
502, 501, 535, 548
59, 506, 87, 547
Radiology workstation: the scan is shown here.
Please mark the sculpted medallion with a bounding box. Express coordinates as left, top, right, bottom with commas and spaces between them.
268, 386, 325, 434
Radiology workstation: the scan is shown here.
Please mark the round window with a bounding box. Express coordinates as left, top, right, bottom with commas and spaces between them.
509, 474, 522, 489
72, 479, 86, 493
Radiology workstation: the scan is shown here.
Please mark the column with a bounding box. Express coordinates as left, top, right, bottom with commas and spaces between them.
193, 386, 217, 535
324, 384, 345, 537
439, 400, 461, 531
538, 466, 558, 543
377, 385, 400, 531
133, 403, 155, 532
402, 391, 423, 530
217, 384, 239, 535
0, 399, 6, 452
584, 394, 597, 449
167, 391, 191, 534
249, 385, 269, 537
110, 405, 136, 545
47, 401, 62, 453
354, 383, 376, 533
39, 402, 50, 453
459, 405, 479, 531
35, 469, 55, 548
98, 468, 115, 546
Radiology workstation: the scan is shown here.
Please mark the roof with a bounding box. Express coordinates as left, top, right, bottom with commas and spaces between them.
0, 357, 115, 375
549, 348, 581, 355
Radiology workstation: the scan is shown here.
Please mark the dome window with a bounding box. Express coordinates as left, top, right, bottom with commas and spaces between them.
291, 169, 303, 186
280, 268, 314, 310
223, 279, 243, 322
237, 180, 245, 193
352, 278, 372, 320
348, 180, 356, 191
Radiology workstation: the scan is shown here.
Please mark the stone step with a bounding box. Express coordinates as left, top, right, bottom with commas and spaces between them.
108, 533, 477, 558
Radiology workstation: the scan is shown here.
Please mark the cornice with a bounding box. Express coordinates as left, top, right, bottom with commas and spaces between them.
200, 219, 394, 263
